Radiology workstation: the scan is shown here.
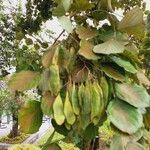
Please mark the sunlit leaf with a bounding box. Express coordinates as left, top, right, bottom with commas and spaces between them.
79, 40, 99, 60
107, 99, 143, 134
111, 56, 137, 74
93, 39, 125, 54
58, 16, 73, 33
8, 71, 40, 91
115, 83, 150, 108
19, 100, 43, 134
118, 7, 144, 39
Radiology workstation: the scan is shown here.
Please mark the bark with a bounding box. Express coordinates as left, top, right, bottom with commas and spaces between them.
8, 112, 19, 138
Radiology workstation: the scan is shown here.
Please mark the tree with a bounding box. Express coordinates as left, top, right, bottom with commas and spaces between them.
8, 0, 150, 149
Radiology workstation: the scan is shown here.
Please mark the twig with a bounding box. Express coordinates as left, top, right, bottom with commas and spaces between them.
52, 30, 65, 46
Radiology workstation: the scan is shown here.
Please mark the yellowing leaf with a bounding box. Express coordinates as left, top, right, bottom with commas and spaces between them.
115, 83, 150, 108
41, 91, 55, 116
64, 92, 76, 125
79, 40, 99, 60
93, 39, 125, 54
118, 7, 144, 39
107, 99, 143, 134
101, 64, 125, 82
76, 26, 96, 40
53, 94, 65, 125
58, 16, 73, 33
19, 100, 43, 134
8, 71, 40, 91
42, 46, 56, 68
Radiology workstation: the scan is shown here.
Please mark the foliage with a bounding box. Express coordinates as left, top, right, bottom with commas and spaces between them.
0, 133, 29, 144
6, 0, 150, 149
8, 144, 40, 150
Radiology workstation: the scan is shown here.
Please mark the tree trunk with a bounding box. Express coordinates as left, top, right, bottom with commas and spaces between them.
8, 112, 19, 138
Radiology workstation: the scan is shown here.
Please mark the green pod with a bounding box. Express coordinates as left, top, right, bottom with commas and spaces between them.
100, 76, 109, 107
49, 64, 61, 95
53, 94, 65, 125
71, 83, 80, 115
90, 82, 101, 122
64, 92, 76, 125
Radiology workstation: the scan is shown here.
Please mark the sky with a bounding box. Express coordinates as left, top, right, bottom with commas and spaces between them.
3, 0, 150, 40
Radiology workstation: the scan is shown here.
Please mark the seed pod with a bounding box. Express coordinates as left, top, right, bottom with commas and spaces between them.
90, 82, 101, 122
100, 76, 109, 107
71, 83, 80, 115
41, 91, 55, 116
53, 94, 65, 125
49, 64, 61, 95
64, 92, 76, 125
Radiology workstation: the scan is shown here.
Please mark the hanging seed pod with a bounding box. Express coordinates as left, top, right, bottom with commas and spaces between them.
90, 82, 101, 123
71, 83, 80, 115
64, 92, 76, 125
49, 64, 61, 95
100, 76, 109, 107
53, 94, 65, 125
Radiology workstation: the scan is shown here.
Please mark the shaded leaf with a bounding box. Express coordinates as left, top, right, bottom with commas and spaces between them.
8, 71, 40, 91
118, 7, 144, 39
101, 64, 125, 82
58, 16, 73, 33
107, 99, 143, 134
115, 83, 150, 108
19, 100, 43, 134
111, 56, 137, 74
93, 39, 125, 54
79, 40, 99, 60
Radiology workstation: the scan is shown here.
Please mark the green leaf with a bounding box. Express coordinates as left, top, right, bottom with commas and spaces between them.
58, 16, 73, 33
53, 4, 66, 17
8, 71, 40, 91
83, 124, 99, 141
111, 56, 137, 74
101, 64, 125, 82
93, 39, 125, 54
79, 40, 99, 60
115, 83, 150, 108
118, 7, 144, 39
107, 99, 143, 134
126, 141, 145, 150
19, 100, 43, 134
